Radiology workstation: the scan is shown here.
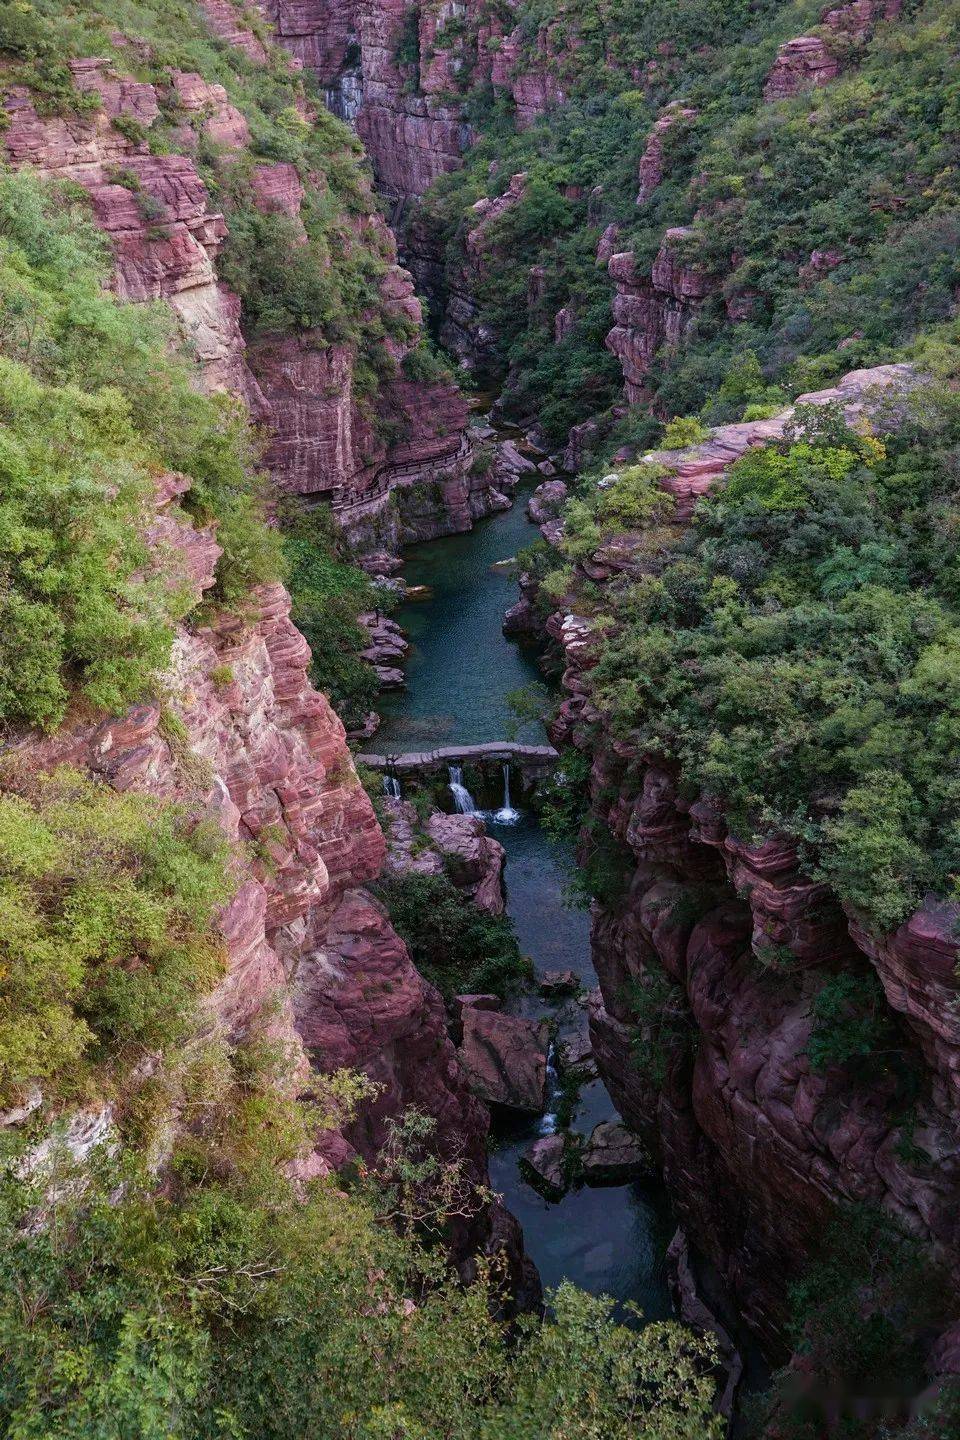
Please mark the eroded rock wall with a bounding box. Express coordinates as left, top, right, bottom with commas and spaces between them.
523, 365, 960, 1362
3, 51, 492, 542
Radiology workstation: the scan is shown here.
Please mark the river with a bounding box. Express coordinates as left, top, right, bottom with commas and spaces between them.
375, 475, 675, 1319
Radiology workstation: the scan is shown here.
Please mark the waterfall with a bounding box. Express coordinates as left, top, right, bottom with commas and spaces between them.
383, 774, 401, 801
448, 765, 477, 815
493, 762, 521, 825
537, 1043, 560, 1136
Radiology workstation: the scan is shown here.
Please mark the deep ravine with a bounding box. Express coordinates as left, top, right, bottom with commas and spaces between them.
375, 469, 675, 1318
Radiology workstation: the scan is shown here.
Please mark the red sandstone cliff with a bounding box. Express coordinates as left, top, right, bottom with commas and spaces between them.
605, 231, 722, 406
3, 51, 495, 542
521, 365, 960, 1370
255, 0, 564, 201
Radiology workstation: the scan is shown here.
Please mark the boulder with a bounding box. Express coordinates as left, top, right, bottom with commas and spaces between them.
581, 1121, 652, 1184
455, 993, 502, 1013
558, 1031, 598, 1079
539, 967, 580, 997
458, 1008, 549, 1111
521, 1133, 570, 1200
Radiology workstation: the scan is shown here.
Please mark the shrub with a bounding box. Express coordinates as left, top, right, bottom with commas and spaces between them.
375, 870, 531, 999
660, 416, 710, 450
0, 767, 231, 1108
280, 501, 382, 729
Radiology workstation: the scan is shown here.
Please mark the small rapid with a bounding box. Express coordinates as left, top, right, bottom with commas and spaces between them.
448, 765, 478, 814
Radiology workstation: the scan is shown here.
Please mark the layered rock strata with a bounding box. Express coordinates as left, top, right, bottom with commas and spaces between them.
7, 462, 532, 1297
519, 363, 960, 1362
3, 53, 493, 542
605, 230, 721, 404
256, 0, 565, 201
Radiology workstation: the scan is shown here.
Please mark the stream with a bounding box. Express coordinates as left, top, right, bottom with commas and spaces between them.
376, 471, 675, 1320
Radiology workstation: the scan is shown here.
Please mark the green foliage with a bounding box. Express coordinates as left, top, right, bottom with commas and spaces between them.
805, 971, 899, 1075
0, 766, 231, 1108
9, 0, 402, 390
660, 416, 709, 450
418, 0, 960, 444
0, 169, 280, 728
375, 869, 531, 1000
280, 501, 383, 730
626, 964, 691, 1089
787, 1205, 951, 1397
582, 396, 960, 927
0, 1138, 720, 1439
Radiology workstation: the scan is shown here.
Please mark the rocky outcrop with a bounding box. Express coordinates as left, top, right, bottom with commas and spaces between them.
488, 25, 565, 129
636, 105, 697, 205
3, 51, 505, 543
441, 171, 530, 368
10, 452, 532, 1291
639, 362, 914, 518
458, 1007, 549, 1111
605, 230, 721, 404
524, 360, 959, 1358
384, 799, 507, 914
4, 67, 255, 401
581, 1121, 651, 1184
584, 752, 960, 1353
763, 0, 901, 101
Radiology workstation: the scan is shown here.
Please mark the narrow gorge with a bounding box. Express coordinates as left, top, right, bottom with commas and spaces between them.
1, 1, 959, 1436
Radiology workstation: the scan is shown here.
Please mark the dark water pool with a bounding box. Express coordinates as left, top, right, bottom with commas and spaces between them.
375, 484, 674, 1318
376, 487, 544, 749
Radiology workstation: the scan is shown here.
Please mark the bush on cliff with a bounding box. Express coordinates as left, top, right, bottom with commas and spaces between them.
10, 0, 405, 384
0, 169, 279, 730
376, 869, 530, 1000
570, 397, 960, 927
280, 501, 384, 731
0, 766, 231, 1110
0, 1138, 721, 1439
418, 0, 960, 435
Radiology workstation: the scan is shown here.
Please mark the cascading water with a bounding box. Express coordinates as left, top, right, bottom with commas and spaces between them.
537, 1042, 560, 1136
449, 765, 478, 814
383, 774, 402, 800
493, 762, 521, 825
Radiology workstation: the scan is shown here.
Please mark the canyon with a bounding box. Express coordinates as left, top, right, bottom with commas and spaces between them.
3, 0, 960, 1433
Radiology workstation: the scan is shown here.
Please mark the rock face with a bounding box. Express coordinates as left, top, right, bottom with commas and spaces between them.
458, 1008, 549, 1112
11, 456, 532, 1294
5, 18, 535, 1300
385, 800, 507, 915
528, 361, 960, 1357
636, 105, 697, 205
3, 51, 506, 545
763, 0, 901, 100
605, 231, 720, 404
257, 0, 565, 200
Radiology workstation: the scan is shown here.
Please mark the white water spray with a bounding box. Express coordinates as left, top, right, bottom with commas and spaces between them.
383, 775, 401, 801
537, 1042, 560, 1135
448, 765, 478, 815
492, 762, 521, 825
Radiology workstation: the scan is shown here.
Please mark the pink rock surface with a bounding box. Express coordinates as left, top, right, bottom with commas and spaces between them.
606, 229, 720, 403
636, 105, 697, 205
459, 1009, 549, 1112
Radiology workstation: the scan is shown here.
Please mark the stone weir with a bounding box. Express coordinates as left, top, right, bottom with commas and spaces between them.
358, 741, 558, 780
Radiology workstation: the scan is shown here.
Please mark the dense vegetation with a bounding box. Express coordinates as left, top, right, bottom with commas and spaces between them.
0, 168, 278, 733
376, 869, 531, 999
0, 765, 717, 1440
281, 502, 385, 731
535, 393, 960, 930
417, 0, 960, 444
0, 0, 416, 404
